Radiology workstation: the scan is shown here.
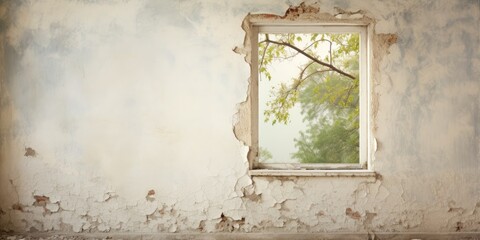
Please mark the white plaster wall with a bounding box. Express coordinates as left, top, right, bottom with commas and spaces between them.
0, 0, 478, 233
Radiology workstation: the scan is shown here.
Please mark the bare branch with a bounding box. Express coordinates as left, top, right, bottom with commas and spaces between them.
328, 41, 332, 65
343, 81, 359, 106
299, 61, 316, 80
265, 39, 356, 79
277, 39, 334, 61
259, 34, 270, 69
301, 69, 332, 83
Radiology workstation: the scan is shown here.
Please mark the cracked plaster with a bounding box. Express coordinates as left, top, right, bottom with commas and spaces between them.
0, 0, 478, 235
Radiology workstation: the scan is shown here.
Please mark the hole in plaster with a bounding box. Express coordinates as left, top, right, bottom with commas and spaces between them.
146, 189, 156, 201
215, 213, 245, 232
12, 203, 24, 211
456, 221, 464, 232
24, 147, 37, 157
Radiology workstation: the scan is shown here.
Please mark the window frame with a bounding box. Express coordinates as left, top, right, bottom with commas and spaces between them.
250, 23, 372, 172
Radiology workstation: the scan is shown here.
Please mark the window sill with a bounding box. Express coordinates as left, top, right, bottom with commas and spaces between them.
249, 169, 377, 178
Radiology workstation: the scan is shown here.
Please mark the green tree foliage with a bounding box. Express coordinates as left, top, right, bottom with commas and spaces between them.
259, 147, 273, 162
259, 32, 359, 163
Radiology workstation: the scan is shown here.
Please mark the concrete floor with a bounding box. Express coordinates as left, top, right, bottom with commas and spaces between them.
1, 233, 480, 240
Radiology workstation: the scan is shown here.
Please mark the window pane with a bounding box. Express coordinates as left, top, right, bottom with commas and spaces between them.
258, 32, 360, 164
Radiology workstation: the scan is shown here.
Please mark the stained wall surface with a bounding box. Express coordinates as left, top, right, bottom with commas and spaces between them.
0, 0, 479, 233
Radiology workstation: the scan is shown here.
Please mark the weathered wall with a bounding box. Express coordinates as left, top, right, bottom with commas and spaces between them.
0, 0, 478, 234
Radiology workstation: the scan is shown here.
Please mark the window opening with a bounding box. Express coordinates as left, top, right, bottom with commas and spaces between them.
252, 25, 369, 170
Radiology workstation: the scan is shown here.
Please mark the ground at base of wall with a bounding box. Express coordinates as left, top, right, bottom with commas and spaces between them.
1, 233, 480, 240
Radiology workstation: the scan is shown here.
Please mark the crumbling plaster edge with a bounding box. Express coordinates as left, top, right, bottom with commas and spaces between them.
233, 2, 397, 174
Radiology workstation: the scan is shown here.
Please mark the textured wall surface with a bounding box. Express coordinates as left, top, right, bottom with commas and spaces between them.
0, 0, 478, 234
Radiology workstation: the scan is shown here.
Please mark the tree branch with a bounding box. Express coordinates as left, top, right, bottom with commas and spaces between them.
343, 81, 359, 106
259, 34, 270, 69
328, 41, 332, 65
272, 39, 334, 61
299, 61, 316, 80
265, 39, 356, 80
276, 69, 333, 112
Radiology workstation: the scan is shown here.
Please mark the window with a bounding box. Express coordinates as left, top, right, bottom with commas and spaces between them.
250, 24, 371, 173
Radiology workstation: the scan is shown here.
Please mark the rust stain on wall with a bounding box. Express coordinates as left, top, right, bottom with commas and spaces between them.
345, 207, 361, 220
33, 195, 49, 206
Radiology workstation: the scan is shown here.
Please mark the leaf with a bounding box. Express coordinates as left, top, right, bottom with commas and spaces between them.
265, 72, 272, 80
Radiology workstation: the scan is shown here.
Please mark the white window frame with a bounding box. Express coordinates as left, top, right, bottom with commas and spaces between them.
250, 23, 372, 173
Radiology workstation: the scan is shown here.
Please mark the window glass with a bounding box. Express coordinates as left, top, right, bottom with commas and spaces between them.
257, 31, 361, 165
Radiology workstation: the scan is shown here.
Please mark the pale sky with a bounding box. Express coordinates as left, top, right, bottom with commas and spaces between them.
258, 59, 307, 163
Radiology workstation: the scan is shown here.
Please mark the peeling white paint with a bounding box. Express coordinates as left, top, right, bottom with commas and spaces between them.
0, 0, 479, 235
